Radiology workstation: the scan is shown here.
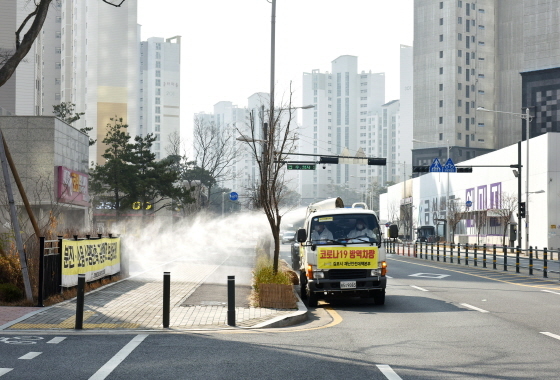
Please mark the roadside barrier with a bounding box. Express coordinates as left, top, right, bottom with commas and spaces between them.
386, 240, 560, 280
75, 274, 85, 330
228, 275, 236, 326
163, 272, 170, 328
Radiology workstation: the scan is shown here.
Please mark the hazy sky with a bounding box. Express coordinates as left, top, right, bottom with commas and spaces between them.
137, 0, 414, 141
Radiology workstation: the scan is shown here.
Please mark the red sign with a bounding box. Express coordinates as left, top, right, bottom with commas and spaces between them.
57, 166, 90, 207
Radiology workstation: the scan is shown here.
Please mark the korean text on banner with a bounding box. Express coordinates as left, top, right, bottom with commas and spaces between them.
317, 246, 378, 269
61, 238, 121, 287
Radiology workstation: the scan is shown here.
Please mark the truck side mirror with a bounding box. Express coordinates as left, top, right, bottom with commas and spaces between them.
296, 228, 307, 243
389, 224, 399, 239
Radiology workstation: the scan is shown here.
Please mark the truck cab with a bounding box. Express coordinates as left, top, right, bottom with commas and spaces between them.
295, 198, 387, 306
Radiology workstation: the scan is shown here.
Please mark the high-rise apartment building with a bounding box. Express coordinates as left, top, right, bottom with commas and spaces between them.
61, 0, 139, 164
300, 56, 387, 204
139, 36, 181, 160
413, 0, 560, 167
0, 0, 62, 116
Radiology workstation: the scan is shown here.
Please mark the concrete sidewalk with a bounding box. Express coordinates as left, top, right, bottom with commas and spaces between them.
0, 258, 307, 331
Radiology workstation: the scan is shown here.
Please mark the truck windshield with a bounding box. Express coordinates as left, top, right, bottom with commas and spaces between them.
310, 214, 380, 244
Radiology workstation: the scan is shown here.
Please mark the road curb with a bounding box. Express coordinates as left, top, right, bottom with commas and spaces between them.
251, 287, 308, 328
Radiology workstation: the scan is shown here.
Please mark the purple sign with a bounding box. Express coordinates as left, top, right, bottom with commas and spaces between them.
490, 182, 502, 209
477, 185, 487, 210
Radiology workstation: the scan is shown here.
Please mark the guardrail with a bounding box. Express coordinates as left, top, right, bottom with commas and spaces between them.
384, 240, 560, 281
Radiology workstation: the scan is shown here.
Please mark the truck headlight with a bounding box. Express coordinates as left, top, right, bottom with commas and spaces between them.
314, 271, 325, 279
370, 269, 379, 276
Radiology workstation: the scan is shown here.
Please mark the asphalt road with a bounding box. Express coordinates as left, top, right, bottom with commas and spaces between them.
2, 247, 560, 379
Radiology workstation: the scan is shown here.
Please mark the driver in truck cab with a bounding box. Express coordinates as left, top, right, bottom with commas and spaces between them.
347, 218, 373, 239
311, 222, 333, 243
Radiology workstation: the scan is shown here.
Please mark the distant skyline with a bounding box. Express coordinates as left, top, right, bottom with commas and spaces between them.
137, 0, 414, 144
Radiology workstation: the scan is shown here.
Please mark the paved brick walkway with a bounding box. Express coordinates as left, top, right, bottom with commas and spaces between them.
1, 258, 302, 331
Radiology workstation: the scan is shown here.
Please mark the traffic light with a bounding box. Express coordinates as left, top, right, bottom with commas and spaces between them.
368, 158, 386, 166
319, 156, 339, 164
519, 202, 526, 218
456, 167, 473, 173
413, 166, 430, 172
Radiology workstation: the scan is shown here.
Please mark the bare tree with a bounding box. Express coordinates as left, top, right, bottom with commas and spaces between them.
238, 89, 299, 273
492, 192, 518, 246
193, 117, 238, 208
0, 0, 125, 89
474, 210, 488, 245
447, 199, 464, 244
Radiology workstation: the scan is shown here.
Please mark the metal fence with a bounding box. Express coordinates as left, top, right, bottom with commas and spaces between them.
385, 240, 560, 281
38, 237, 62, 306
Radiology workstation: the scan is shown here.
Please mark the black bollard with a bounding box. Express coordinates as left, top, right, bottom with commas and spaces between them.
228, 276, 236, 326
163, 272, 170, 328
544, 248, 548, 278
75, 274, 85, 330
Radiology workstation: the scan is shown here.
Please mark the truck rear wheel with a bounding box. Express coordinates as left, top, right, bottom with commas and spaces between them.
373, 289, 385, 305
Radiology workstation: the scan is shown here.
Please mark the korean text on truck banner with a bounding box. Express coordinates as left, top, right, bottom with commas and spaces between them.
317, 246, 378, 269
61, 238, 121, 287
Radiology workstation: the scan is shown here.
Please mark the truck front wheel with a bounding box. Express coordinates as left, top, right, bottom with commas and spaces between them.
306, 284, 318, 307
373, 289, 385, 305
299, 272, 307, 300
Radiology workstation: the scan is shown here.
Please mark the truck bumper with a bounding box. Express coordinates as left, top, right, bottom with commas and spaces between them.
308, 276, 386, 296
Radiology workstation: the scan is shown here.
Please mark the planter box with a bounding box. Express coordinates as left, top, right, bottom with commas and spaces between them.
258, 283, 297, 309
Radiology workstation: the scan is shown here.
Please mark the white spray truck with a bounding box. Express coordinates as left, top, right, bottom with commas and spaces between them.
295, 197, 387, 306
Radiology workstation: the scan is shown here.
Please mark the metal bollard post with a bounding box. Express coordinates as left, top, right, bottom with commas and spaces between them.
228, 276, 236, 326
419, 242, 423, 259
529, 247, 533, 276
437, 242, 440, 261
504, 246, 508, 271
457, 243, 461, 265
482, 244, 487, 268
450, 243, 454, 264
544, 248, 548, 278
473, 244, 478, 267
465, 244, 469, 266
516, 247, 520, 273
430, 243, 434, 261
75, 274, 85, 330
443, 242, 447, 263
492, 244, 497, 270
163, 272, 170, 328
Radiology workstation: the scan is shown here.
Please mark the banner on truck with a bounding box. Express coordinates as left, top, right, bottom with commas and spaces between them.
61, 238, 121, 287
317, 246, 378, 269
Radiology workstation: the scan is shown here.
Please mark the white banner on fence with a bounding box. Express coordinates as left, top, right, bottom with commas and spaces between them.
61, 238, 121, 287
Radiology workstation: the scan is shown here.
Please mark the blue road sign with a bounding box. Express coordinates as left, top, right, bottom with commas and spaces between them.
429, 158, 443, 172
229, 192, 239, 201
466, 200, 473, 208
442, 158, 457, 173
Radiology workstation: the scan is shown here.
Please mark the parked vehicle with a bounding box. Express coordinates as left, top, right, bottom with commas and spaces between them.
281, 231, 296, 244
295, 198, 387, 307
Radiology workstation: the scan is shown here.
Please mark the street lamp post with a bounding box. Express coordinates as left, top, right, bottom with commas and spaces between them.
477, 107, 532, 249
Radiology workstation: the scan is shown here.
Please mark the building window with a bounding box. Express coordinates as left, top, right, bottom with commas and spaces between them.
478, 41, 485, 46
478, 90, 485, 94
439, 100, 443, 107
439, 117, 443, 124
156, 88, 161, 95
440, 1, 443, 9
155, 116, 160, 122
458, 83, 462, 90
440, 18, 444, 25
439, 51, 444, 58
466, 22, 470, 32
458, 66, 462, 74
458, 33, 462, 41
478, 123, 485, 127
439, 84, 443, 91
458, 133, 462, 140
55, 62, 61, 69
458, 99, 462, 107
458, 50, 462, 57
458, 17, 462, 24
156, 52, 161, 59
439, 133, 443, 140
439, 67, 443, 74
55, 47, 61, 54
155, 70, 161, 77
478, 73, 485, 78
156, 43, 161, 50
156, 61, 161, 68
155, 97, 160, 104
55, 31, 61, 38
458, 0, 462, 7
156, 79, 161, 86
440, 34, 444, 42
458, 116, 462, 123
155, 106, 160, 114
155, 124, 160, 131
479, 25, 485, 30
479, 8, 485, 13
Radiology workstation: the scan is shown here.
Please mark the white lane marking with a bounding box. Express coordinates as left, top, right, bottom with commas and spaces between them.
409, 273, 450, 279
377, 364, 403, 380
18, 352, 42, 360
47, 337, 66, 344
540, 332, 560, 341
460, 303, 489, 313
89, 334, 148, 380
0, 369, 13, 376
542, 290, 560, 296
410, 285, 429, 292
